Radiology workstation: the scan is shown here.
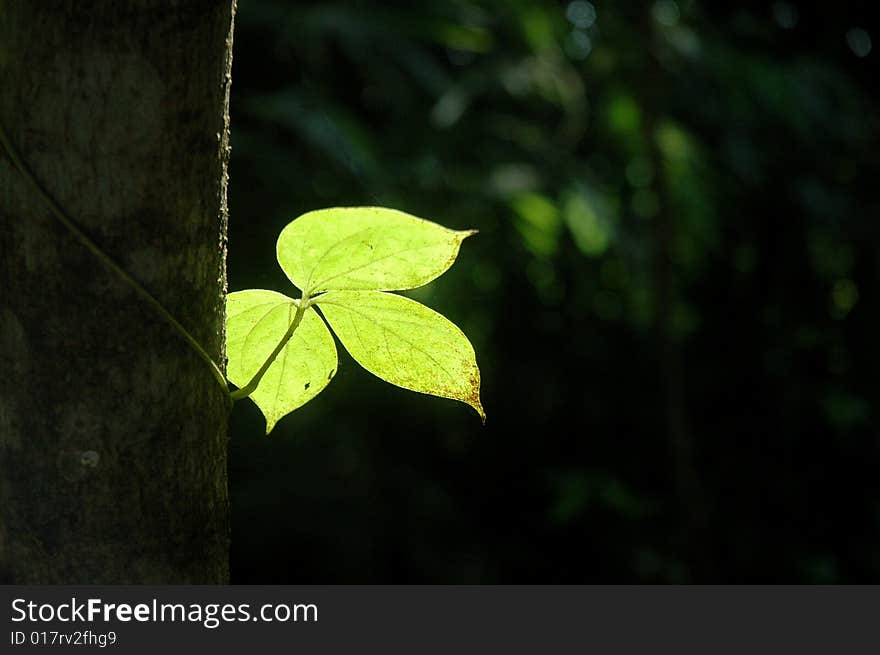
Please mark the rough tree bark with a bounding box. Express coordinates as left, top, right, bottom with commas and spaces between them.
0, 1, 236, 583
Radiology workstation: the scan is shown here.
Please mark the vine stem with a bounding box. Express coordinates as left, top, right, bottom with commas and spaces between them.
229, 296, 308, 401
0, 118, 230, 396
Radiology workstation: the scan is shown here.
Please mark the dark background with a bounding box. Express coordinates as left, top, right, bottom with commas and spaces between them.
226, 0, 879, 583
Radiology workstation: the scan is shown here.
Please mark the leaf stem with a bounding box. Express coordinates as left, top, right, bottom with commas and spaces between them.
0, 118, 230, 396
229, 295, 308, 401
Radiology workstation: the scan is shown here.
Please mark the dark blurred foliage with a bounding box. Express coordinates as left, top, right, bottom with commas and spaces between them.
227, 0, 880, 582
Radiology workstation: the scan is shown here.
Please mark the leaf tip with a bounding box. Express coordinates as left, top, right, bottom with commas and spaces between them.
468, 397, 486, 425
459, 228, 479, 240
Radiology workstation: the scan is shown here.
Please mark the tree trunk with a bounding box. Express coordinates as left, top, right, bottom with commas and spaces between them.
0, 1, 236, 583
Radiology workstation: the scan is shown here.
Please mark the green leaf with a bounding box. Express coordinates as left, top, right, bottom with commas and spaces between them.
226, 289, 337, 434
276, 207, 476, 295
315, 290, 485, 421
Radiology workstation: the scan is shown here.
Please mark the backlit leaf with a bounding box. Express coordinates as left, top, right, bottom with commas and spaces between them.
276, 206, 475, 294
226, 289, 337, 433
315, 290, 485, 421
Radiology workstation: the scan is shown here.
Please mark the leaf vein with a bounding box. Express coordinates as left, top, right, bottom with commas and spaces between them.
310, 241, 442, 291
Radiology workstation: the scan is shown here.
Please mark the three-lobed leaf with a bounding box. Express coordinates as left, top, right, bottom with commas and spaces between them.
315, 291, 485, 422
226, 289, 337, 433
276, 206, 476, 295
227, 206, 484, 433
